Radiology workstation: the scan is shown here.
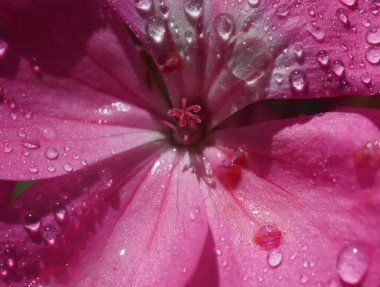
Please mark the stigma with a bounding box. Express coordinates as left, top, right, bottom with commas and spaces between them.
164, 98, 203, 146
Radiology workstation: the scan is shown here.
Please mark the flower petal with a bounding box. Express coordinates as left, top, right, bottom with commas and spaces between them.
0, 0, 169, 118
0, 145, 208, 287
0, 181, 13, 207
108, 1, 380, 126
0, 104, 163, 180
200, 109, 380, 286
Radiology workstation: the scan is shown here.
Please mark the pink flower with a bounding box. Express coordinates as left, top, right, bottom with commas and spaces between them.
0, 0, 380, 286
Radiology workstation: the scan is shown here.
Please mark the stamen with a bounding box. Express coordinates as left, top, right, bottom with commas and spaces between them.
166, 98, 202, 145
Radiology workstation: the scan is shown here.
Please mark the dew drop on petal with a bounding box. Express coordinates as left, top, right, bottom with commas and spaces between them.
248, 0, 260, 8
42, 226, 58, 246
331, 60, 345, 78
28, 164, 39, 174
214, 13, 235, 41
299, 274, 309, 284
47, 164, 56, 173
276, 4, 290, 19
183, 0, 203, 19
336, 9, 350, 26
267, 249, 283, 268
63, 163, 73, 172
360, 72, 372, 85
253, 224, 282, 250
294, 45, 305, 62
336, 243, 369, 285
22, 140, 41, 150
317, 50, 330, 67
145, 17, 166, 43
289, 69, 308, 92
227, 39, 273, 84
305, 23, 326, 42
53, 202, 67, 223
366, 27, 380, 45
134, 0, 153, 13
366, 46, 380, 65
44, 147, 58, 160
23, 213, 41, 234
339, 0, 357, 7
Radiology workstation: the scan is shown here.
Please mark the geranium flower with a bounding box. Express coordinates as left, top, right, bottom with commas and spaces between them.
0, 0, 380, 286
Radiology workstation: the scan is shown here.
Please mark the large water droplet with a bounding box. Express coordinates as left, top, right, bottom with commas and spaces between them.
134, 0, 153, 13
183, 0, 203, 19
23, 213, 41, 234
366, 46, 380, 65
214, 13, 235, 41
339, 0, 357, 7
254, 224, 282, 250
317, 50, 330, 67
289, 69, 308, 92
63, 163, 73, 172
44, 147, 58, 160
366, 27, 380, 46
332, 60, 345, 78
267, 249, 283, 268
248, 0, 260, 8
336, 243, 369, 285
145, 17, 166, 43
28, 164, 39, 174
228, 39, 273, 84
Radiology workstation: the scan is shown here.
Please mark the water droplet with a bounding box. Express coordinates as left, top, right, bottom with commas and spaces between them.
228, 39, 273, 84
63, 163, 73, 172
306, 23, 326, 42
294, 45, 305, 62
100, 168, 113, 187
336, 243, 369, 285
183, 0, 203, 19
2, 141, 13, 153
145, 17, 166, 43
276, 4, 290, 18
366, 46, 380, 65
332, 60, 345, 78
215, 249, 222, 256
47, 164, 56, 173
339, 0, 357, 7
360, 72, 372, 85
289, 69, 308, 92
248, 0, 260, 8
336, 9, 350, 26
44, 147, 58, 160
42, 226, 58, 246
22, 140, 41, 150
253, 224, 282, 250
28, 164, 39, 174
366, 27, 380, 46
317, 50, 330, 67
214, 13, 235, 41
23, 213, 41, 234
53, 202, 66, 222
184, 31, 194, 44
189, 207, 200, 221
0, 39, 8, 59
267, 249, 282, 268
300, 274, 309, 284
134, 0, 153, 13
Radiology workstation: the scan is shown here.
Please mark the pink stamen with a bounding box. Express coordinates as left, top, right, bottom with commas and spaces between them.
167, 98, 202, 129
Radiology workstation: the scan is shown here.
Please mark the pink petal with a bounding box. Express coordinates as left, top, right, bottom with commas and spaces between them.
108, 1, 380, 127
0, 0, 169, 118
200, 109, 380, 286
0, 104, 163, 180
0, 146, 208, 286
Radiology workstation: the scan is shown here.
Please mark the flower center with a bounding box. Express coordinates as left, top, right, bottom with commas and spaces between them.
164, 98, 203, 146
